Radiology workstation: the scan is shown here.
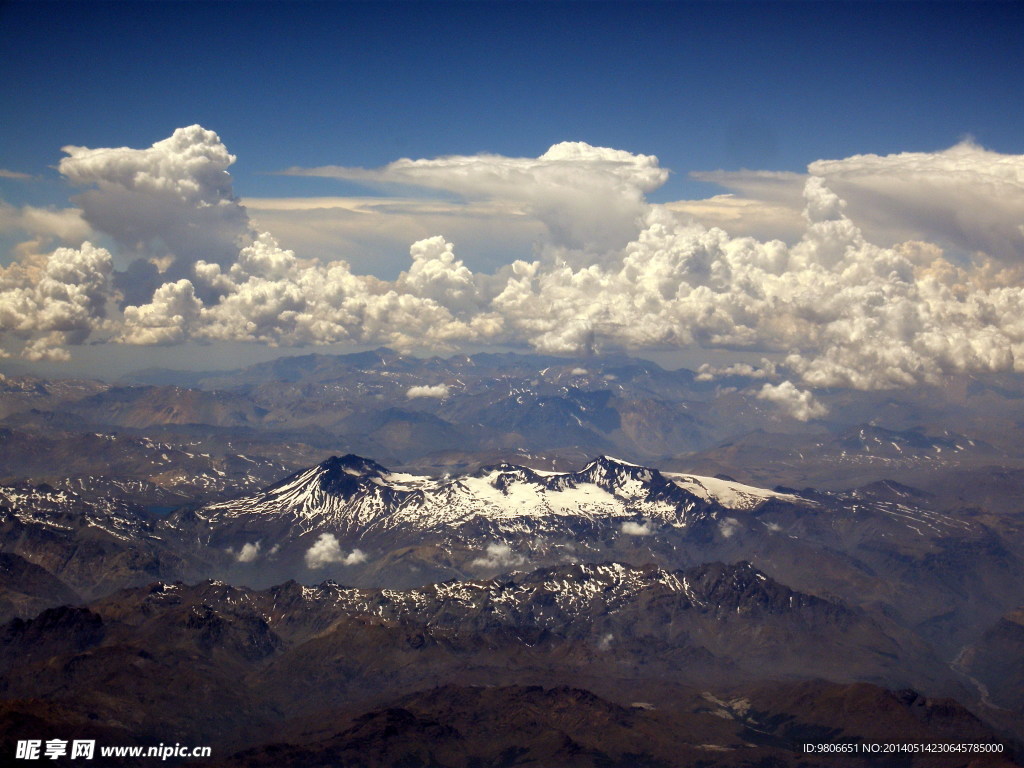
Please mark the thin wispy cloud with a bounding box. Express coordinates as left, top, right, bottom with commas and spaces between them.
471, 542, 525, 569
0, 202, 91, 244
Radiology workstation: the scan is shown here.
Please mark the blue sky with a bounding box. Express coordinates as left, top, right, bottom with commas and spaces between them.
3, 1, 1022, 202
2, 1, 1024, 405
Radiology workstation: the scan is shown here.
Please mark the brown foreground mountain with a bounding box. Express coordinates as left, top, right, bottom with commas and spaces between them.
1, 570, 1019, 767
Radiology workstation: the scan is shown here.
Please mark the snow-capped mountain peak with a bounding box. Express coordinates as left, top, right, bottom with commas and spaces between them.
191, 455, 804, 547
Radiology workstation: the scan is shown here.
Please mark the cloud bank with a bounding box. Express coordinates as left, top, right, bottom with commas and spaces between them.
4, 127, 1024, 414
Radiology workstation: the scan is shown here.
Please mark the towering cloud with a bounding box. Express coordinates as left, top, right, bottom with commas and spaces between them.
808, 141, 1024, 262
691, 142, 1024, 262
58, 125, 250, 278
281, 141, 667, 254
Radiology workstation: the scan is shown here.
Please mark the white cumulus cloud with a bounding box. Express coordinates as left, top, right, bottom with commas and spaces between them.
756, 381, 828, 421
345, 548, 368, 564
236, 541, 261, 563
406, 383, 450, 399
620, 520, 653, 536
21, 332, 72, 362
120, 278, 203, 345
718, 517, 741, 539
304, 533, 366, 569
0, 241, 117, 357
696, 359, 778, 382
471, 542, 525, 569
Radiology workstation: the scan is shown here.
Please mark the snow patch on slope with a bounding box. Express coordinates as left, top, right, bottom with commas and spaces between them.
664, 473, 801, 511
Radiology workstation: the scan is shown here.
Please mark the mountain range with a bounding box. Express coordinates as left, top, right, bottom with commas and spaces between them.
2, 350, 1024, 764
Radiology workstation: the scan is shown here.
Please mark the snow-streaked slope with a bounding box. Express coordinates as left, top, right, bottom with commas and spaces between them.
140, 560, 828, 633
0, 483, 151, 542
